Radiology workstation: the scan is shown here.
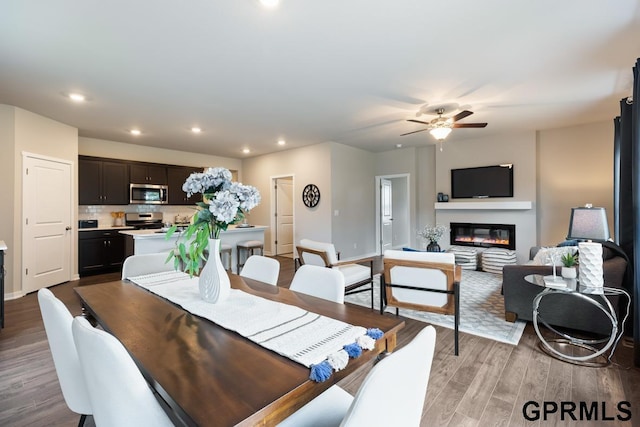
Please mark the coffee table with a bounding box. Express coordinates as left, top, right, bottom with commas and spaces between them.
524, 274, 630, 367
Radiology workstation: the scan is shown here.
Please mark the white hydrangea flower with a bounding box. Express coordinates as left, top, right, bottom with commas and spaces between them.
208, 190, 241, 224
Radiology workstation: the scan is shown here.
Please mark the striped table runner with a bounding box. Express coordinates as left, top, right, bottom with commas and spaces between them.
128, 271, 381, 381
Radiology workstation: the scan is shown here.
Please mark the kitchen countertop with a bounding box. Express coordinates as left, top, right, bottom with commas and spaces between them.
119, 225, 267, 239
0, 240, 6, 251
78, 226, 135, 232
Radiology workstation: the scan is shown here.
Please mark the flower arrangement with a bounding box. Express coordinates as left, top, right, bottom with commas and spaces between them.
167, 167, 260, 274
418, 224, 448, 243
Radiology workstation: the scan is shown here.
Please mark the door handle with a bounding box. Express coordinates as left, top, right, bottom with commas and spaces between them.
65, 226, 72, 231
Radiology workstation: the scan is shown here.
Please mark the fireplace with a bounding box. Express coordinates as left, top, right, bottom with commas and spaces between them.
450, 222, 516, 250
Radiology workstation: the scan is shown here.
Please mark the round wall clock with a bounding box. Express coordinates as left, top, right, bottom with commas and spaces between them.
302, 184, 320, 208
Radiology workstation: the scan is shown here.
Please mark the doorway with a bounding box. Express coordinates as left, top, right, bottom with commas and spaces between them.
375, 174, 410, 254
272, 176, 294, 257
22, 153, 73, 294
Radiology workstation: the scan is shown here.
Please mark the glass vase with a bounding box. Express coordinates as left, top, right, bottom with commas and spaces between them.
199, 238, 231, 303
426, 241, 441, 252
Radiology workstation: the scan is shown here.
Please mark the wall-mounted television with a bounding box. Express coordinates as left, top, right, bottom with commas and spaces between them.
451, 164, 513, 199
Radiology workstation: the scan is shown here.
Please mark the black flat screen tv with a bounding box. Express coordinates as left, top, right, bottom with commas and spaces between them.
451, 164, 513, 199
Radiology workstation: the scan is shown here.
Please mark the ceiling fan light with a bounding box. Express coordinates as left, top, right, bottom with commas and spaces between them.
429, 127, 452, 140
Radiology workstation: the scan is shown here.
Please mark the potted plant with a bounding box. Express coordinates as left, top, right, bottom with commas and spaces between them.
418, 225, 448, 252
560, 251, 578, 279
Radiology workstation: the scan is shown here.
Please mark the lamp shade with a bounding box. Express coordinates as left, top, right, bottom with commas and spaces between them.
429, 127, 452, 140
566, 207, 610, 241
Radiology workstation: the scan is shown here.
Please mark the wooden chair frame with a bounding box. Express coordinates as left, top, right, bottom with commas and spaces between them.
295, 245, 375, 308
381, 258, 461, 355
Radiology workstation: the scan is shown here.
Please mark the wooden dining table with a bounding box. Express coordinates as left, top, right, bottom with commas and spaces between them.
74, 274, 405, 426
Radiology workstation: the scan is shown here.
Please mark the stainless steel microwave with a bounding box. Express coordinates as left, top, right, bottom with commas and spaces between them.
130, 183, 168, 204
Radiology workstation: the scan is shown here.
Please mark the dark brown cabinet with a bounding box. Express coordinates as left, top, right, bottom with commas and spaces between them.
79, 158, 129, 205
130, 163, 167, 185
79, 230, 126, 276
167, 166, 201, 205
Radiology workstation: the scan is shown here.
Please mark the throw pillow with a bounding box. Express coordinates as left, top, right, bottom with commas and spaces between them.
481, 248, 517, 274
531, 246, 578, 266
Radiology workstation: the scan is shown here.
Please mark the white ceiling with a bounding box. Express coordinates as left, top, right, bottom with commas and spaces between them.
1, 1, 639, 159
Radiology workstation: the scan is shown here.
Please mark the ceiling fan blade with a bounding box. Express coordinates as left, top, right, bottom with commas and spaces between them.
400, 128, 430, 136
451, 110, 473, 122
452, 123, 487, 128
407, 119, 431, 125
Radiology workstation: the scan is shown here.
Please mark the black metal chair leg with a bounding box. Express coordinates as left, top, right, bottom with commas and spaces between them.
78, 414, 87, 427
454, 281, 460, 356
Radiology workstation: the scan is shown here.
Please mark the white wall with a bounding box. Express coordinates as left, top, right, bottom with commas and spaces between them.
536, 120, 614, 245
330, 143, 376, 259
241, 143, 333, 254
2, 106, 79, 296
434, 131, 537, 263
79, 137, 241, 172
0, 106, 17, 298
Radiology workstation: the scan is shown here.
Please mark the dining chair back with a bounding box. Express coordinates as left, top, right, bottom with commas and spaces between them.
278, 325, 437, 427
382, 249, 461, 355
37, 288, 92, 426
239, 255, 280, 285
71, 316, 174, 427
121, 252, 175, 280
289, 264, 345, 303
296, 239, 374, 308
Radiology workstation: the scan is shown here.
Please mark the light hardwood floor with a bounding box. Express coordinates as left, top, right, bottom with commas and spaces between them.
1, 256, 638, 426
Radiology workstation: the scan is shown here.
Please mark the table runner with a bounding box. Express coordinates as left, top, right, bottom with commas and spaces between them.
127, 271, 382, 382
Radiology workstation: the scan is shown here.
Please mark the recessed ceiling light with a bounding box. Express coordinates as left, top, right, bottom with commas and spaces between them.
68, 93, 86, 102
130, 129, 142, 136
260, 0, 279, 8
242, 148, 251, 154
277, 139, 286, 146
191, 127, 202, 133
396, 143, 402, 148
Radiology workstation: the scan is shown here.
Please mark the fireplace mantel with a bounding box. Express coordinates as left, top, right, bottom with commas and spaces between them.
434, 201, 532, 210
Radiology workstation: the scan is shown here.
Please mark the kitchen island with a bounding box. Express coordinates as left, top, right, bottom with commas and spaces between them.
119, 225, 267, 273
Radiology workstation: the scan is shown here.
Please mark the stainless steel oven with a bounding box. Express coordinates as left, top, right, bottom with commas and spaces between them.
130, 184, 168, 204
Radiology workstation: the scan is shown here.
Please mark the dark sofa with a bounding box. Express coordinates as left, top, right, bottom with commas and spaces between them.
502, 244, 629, 336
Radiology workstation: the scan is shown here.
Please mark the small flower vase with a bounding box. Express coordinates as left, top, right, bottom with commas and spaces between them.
199, 238, 231, 303
426, 241, 441, 252
561, 266, 576, 279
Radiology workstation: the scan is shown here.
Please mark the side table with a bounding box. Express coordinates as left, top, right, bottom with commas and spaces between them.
525, 274, 630, 367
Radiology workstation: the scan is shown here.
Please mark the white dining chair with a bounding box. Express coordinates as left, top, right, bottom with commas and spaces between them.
37, 288, 92, 427
289, 264, 345, 304
239, 255, 280, 286
278, 325, 437, 427
71, 316, 174, 427
121, 252, 175, 280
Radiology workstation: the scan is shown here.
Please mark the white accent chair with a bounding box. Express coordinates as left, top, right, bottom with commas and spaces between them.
289, 264, 346, 304
121, 252, 175, 280
295, 239, 374, 308
239, 255, 281, 286
71, 316, 174, 427
382, 249, 461, 355
278, 325, 437, 427
37, 288, 92, 427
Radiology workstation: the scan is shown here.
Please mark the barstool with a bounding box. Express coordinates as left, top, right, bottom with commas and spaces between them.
220, 243, 232, 271
236, 240, 264, 273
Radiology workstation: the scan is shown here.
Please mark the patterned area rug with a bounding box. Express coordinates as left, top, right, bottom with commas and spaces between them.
344, 270, 526, 346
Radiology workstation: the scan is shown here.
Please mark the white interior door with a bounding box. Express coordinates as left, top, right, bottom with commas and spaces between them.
381, 178, 393, 252
23, 154, 72, 294
275, 177, 294, 256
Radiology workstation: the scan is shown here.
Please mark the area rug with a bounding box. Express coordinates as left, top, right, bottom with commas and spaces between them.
344, 270, 526, 346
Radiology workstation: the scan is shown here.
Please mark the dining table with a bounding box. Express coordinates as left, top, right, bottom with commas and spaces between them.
74, 273, 405, 426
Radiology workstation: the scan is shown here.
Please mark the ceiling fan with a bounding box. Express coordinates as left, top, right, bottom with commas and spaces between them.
401, 108, 487, 149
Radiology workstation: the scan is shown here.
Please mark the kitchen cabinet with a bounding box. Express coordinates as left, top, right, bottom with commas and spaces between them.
79, 158, 129, 205
167, 166, 202, 205
130, 163, 167, 185
79, 230, 126, 276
